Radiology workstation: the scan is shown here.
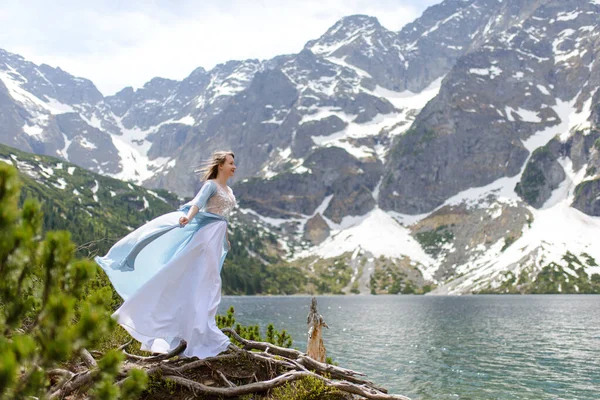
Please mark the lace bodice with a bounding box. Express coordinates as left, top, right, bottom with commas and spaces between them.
181, 180, 237, 219
205, 184, 236, 217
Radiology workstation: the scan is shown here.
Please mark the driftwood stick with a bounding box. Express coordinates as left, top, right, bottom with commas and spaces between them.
117, 339, 133, 351
138, 354, 253, 383
298, 354, 366, 377
143, 363, 182, 378
325, 380, 412, 400
47, 368, 75, 380
142, 353, 237, 378
123, 340, 187, 362
175, 353, 238, 373
89, 350, 104, 358
227, 342, 296, 370
296, 355, 388, 391
293, 367, 407, 400
226, 342, 246, 355
80, 348, 98, 369
222, 328, 303, 359
49, 369, 98, 399
47, 368, 76, 395
241, 345, 385, 393
216, 370, 236, 387
163, 371, 312, 397
253, 350, 389, 396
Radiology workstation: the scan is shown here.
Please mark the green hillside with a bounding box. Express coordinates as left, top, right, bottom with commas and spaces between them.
0, 143, 178, 257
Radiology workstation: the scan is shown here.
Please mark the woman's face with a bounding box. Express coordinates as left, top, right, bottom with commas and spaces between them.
220, 155, 236, 179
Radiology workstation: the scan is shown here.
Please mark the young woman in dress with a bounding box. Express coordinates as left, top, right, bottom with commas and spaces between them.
95, 151, 237, 358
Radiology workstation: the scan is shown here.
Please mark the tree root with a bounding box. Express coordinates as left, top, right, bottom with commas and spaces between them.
46, 331, 412, 399
123, 339, 187, 362
222, 327, 303, 359
80, 348, 98, 369
49, 369, 97, 399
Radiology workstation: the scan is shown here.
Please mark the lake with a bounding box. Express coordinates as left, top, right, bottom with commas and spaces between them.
218, 295, 600, 400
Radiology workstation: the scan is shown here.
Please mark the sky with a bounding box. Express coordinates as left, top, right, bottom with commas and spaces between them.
0, 0, 441, 96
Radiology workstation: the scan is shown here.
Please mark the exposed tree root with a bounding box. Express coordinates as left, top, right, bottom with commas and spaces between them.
47, 330, 412, 399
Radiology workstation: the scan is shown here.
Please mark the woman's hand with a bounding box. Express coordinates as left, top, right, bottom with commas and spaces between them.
227, 239, 231, 249
179, 216, 189, 227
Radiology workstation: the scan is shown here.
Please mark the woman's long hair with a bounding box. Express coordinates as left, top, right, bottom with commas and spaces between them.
195, 151, 235, 181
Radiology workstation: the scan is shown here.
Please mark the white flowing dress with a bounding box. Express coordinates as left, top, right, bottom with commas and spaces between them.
95, 180, 236, 358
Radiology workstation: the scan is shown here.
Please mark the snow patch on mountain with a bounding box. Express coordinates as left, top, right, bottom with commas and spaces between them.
505, 106, 543, 123
309, 17, 380, 56
201, 61, 263, 106
107, 113, 186, 183
53, 177, 67, 190
295, 208, 435, 281
77, 137, 97, 150
0, 69, 74, 115
325, 56, 371, 77
301, 76, 444, 161
44, 97, 75, 114
370, 76, 444, 111
22, 123, 44, 138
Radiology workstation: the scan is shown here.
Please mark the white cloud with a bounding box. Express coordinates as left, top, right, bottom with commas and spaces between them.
0, 0, 440, 96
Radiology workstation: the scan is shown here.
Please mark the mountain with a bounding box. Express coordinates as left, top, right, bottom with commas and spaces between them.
2, 0, 600, 294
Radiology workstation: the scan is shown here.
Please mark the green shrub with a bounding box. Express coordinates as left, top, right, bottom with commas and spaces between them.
0, 164, 147, 399
217, 306, 292, 348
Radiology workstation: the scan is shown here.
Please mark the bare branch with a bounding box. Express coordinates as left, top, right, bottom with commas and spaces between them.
123, 340, 187, 362
222, 328, 303, 359
49, 370, 98, 399
175, 354, 238, 373
296, 355, 387, 391
80, 348, 97, 369
117, 339, 133, 351
47, 368, 75, 380
298, 354, 367, 376
216, 370, 236, 387
75, 238, 117, 257
89, 350, 104, 358
163, 371, 311, 397
47, 368, 76, 397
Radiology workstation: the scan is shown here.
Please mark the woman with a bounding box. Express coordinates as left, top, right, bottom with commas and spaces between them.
95, 151, 237, 358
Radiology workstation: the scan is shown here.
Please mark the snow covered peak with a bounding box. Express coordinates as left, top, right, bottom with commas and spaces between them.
305, 15, 387, 57
142, 77, 179, 91
206, 59, 263, 98
0, 48, 27, 65
332, 14, 382, 31
0, 48, 103, 106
